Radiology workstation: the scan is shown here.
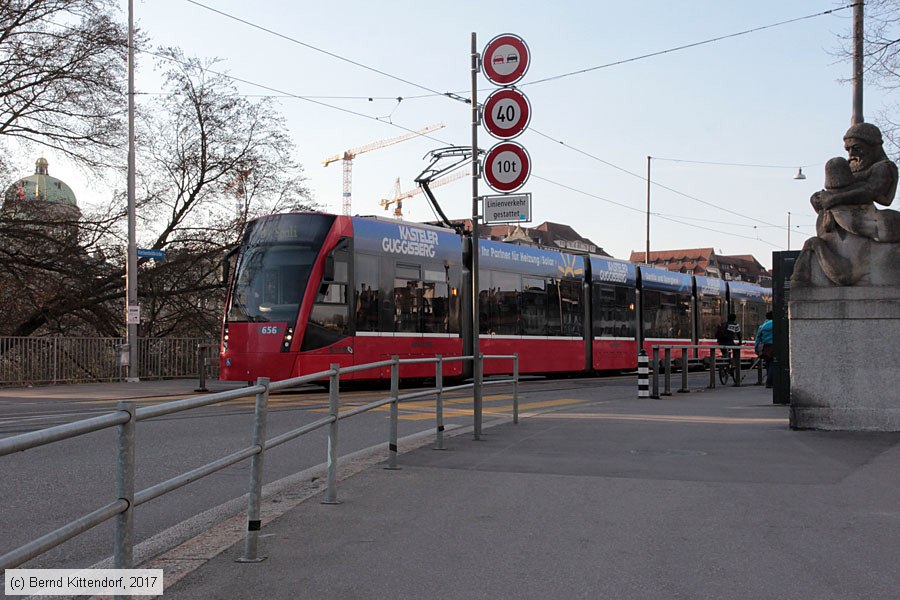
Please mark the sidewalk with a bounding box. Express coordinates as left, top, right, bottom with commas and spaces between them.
155, 383, 900, 600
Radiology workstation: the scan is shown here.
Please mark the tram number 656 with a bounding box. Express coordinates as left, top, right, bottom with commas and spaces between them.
496, 159, 518, 173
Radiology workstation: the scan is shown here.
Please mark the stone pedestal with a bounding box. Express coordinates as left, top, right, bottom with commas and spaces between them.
789, 285, 900, 430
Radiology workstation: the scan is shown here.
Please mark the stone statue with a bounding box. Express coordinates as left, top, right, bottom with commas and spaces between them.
792, 122, 900, 286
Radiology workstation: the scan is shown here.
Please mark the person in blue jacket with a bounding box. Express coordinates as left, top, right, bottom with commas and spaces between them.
754, 311, 774, 388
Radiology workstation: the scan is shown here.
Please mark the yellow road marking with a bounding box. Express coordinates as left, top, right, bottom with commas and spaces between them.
395, 398, 586, 420
535, 412, 788, 425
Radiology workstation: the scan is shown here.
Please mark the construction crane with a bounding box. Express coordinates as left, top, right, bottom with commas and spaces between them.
379, 170, 467, 219
323, 123, 445, 216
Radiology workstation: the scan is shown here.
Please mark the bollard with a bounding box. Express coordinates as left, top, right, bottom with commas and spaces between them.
434, 356, 445, 451
322, 365, 341, 504
733, 348, 742, 387
386, 356, 401, 470
708, 348, 717, 389
663, 347, 672, 396
757, 354, 764, 386
637, 350, 650, 398
238, 377, 269, 562
679, 347, 689, 393
513, 353, 520, 424
194, 344, 208, 392
651, 346, 660, 398
474, 353, 484, 441
114, 401, 136, 574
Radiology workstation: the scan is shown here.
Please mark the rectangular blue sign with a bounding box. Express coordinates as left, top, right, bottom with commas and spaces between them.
479, 240, 585, 279
590, 256, 636, 286
137, 248, 166, 259
638, 266, 692, 293
695, 275, 726, 297
728, 281, 772, 303
352, 218, 462, 263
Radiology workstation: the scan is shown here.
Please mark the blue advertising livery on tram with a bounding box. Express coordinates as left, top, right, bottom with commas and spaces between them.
219, 212, 771, 383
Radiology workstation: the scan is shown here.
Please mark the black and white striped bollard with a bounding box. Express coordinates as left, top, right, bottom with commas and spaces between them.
638, 350, 650, 398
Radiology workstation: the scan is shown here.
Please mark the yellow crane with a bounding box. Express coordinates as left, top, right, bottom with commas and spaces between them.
323, 123, 445, 216
379, 170, 467, 218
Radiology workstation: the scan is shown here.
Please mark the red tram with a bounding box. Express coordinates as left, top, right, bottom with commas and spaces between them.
219, 213, 771, 383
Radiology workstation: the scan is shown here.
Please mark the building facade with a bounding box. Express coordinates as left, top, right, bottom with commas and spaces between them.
628, 248, 771, 286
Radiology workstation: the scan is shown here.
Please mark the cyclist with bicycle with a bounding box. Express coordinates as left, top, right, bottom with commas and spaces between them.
715, 313, 742, 362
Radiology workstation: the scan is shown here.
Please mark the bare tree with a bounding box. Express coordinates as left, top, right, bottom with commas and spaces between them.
0, 0, 127, 172
0, 204, 124, 336
834, 1, 900, 154
131, 49, 315, 336
1, 46, 315, 339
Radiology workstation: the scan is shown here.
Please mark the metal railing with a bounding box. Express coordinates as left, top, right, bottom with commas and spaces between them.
0, 337, 216, 386
649, 344, 763, 398
0, 352, 519, 573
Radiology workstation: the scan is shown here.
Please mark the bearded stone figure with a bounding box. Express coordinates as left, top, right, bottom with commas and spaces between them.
792, 122, 900, 286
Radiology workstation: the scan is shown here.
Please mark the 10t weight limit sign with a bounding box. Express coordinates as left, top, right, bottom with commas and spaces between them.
483, 142, 531, 194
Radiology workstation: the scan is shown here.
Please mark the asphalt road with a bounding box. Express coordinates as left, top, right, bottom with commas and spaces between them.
0, 374, 651, 571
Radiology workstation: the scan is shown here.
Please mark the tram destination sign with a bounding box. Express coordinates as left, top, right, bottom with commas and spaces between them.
482, 193, 531, 224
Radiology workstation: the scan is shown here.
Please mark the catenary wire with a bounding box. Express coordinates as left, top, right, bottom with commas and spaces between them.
142, 48, 787, 247
523, 3, 857, 86
529, 128, 814, 235
177, 0, 825, 236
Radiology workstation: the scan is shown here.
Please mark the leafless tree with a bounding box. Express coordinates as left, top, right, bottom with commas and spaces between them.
0, 0, 127, 173
835, 0, 900, 155
1, 46, 315, 339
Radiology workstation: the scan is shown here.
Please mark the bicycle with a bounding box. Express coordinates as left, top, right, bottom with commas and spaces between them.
717, 351, 762, 385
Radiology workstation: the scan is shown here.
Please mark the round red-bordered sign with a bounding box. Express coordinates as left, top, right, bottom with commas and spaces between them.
482, 33, 530, 86
483, 88, 531, 140
483, 141, 531, 194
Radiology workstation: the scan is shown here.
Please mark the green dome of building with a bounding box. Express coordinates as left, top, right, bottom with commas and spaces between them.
2, 157, 81, 222
4, 157, 78, 207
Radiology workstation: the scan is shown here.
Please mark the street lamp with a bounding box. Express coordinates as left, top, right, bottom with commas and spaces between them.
645, 157, 811, 261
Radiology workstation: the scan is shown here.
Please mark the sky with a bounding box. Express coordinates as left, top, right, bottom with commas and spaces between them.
20, 0, 890, 269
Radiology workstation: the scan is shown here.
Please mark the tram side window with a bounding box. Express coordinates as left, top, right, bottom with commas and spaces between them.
554, 279, 584, 337
522, 277, 547, 335
304, 241, 350, 350
737, 300, 768, 340
592, 283, 636, 338
354, 254, 380, 332
394, 264, 422, 333
423, 266, 450, 334
479, 271, 522, 335
699, 296, 724, 340
642, 290, 690, 339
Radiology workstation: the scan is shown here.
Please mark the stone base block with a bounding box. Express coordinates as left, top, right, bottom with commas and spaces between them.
789, 285, 900, 431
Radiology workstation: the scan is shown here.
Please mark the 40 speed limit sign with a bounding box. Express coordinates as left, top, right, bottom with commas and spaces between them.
482, 88, 531, 140
483, 141, 531, 194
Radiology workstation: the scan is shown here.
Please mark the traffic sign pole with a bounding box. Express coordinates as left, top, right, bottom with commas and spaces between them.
470, 31, 482, 441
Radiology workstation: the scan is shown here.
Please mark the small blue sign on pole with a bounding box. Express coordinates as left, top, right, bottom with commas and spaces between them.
137, 248, 166, 260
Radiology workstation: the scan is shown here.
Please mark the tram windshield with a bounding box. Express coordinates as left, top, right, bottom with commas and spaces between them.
226, 214, 335, 323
